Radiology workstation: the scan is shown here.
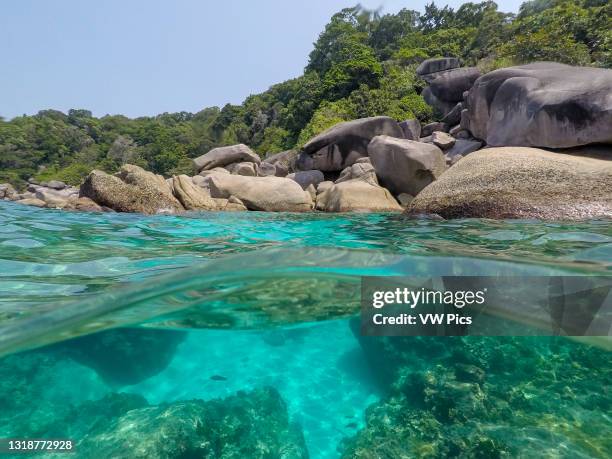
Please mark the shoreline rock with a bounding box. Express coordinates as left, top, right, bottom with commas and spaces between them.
407, 147, 612, 220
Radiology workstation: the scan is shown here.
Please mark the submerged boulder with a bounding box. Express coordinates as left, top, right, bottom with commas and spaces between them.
193, 144, 261, 172
368, 136, 446, 196
208, 175, 312, 212
80, 166, 183, 214
297, 116, 403, 172
54, 328, 185, 386
408, 147, 612, 219
465, 62, 612, 148
76, 387, 308, 459
316, 180, 402, 212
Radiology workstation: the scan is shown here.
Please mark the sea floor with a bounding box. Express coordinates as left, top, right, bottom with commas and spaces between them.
124, 321, 379, 458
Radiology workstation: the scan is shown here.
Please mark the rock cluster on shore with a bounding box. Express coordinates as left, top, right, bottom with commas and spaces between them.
2, 59, 611, 220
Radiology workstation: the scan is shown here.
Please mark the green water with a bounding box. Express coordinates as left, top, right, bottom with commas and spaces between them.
0, 201, 610, 458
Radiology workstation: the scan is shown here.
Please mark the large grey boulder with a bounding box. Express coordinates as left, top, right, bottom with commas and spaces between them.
417, 57, 461, 78
193, 144, 261, 172
368, 136, 446, 196
465, 62, 612, 148
297, 116, 403, 172
429, 67, 481, 103
80, 165, 184, 214
316, 180, 402, 213
422, 87, 456, 118
408, 147, 612, 220
207, 175, 312, 212
287, 170, 325, 189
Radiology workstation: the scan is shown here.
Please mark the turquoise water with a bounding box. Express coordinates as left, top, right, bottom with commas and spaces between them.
0, 201, 610, 458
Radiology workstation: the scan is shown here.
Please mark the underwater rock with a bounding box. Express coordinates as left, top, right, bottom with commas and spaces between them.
297, 116, 403, 172
344, 332, 612, 458
407, 147, 612, 219
53, 327, 185, 386
0, 351, 109, 438
77, 387, 309, 459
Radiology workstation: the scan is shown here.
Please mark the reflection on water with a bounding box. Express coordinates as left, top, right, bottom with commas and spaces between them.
0, 201, 610, 458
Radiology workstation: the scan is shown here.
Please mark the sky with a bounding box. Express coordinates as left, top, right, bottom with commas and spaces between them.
0, 0, 523, 120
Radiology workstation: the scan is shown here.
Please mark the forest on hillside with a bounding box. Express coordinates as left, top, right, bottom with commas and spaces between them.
1, 0, 610, 188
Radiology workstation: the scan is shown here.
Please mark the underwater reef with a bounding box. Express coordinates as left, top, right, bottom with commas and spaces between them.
341, 334, 612, 458
0, 349, 308, 459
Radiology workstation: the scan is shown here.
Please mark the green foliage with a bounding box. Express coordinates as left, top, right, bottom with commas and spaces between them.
34, 163, 93, 187
0, 0, 608, 187
297, 100, 353, 147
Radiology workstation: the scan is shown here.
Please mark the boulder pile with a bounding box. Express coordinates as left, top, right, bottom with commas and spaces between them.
3, 60, 611, 220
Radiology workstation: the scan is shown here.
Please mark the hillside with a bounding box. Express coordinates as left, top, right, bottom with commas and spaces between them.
1, 0, 610, 188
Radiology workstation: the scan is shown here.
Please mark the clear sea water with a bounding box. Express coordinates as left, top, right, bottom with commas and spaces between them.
0, 200, 610, 458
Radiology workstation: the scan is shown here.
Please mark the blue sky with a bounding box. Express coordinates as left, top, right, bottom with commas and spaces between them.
0, 0, 523, 119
